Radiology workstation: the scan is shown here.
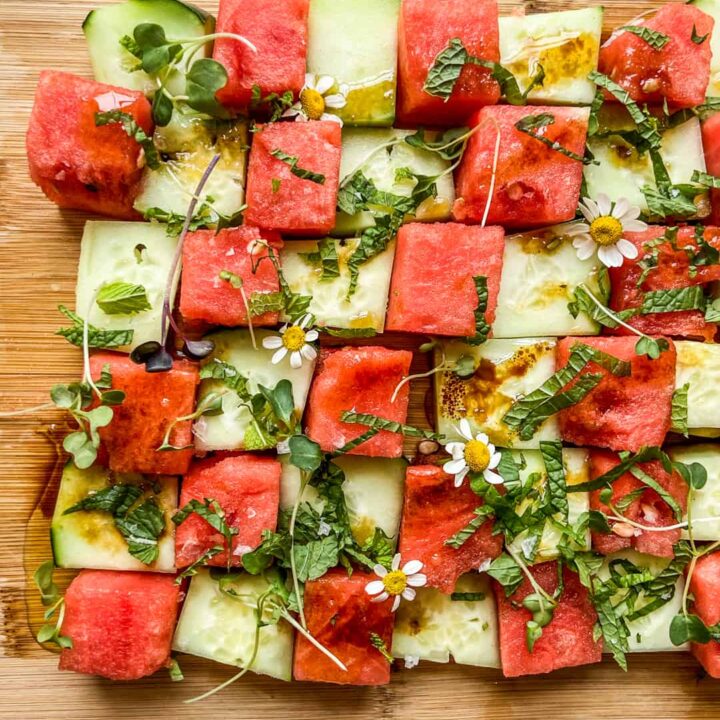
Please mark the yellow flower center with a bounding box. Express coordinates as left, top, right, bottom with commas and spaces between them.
589, 216, 623, 246
382, 570, 408, 596
282, 326, 306, 352
464, 439, 491, 473
300, 88, 326, 120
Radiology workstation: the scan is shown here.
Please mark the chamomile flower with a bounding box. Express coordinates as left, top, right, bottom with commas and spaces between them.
262, 314, 318, 369
365, 553, 427, 612
567, 194, 647, 268
282, 73, 348, 124
443, 419, 503, 488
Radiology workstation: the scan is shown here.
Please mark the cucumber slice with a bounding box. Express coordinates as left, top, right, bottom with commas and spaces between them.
279, 238, 395, 333
75, 220, 179, 351
492, 222, 608, 338
335, 128, 455, 236
307, 0, 400, 126
172, 569, 294, 681
598, 550, 688, 653
434, 338, 560, 449
83, 0, 214, 94
392, 573, 500, 667
691, 0, 720, 97
675, 341, 720, 429
499, 7, 603, 105
194, 328, 316, 452
506, 448, 591, 563
134, 118, 248, 220
669, 444, 720, 541
51, 462, 177, 572
279, 455, 406, 547
584, 109, 709, 217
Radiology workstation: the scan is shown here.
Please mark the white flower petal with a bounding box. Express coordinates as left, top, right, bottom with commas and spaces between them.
573, 236, 597, 261
324, 94, 347, 109
616, 238, 640, 260
444, 442, 466, 457
623, 218, 648, 233
315, 75, 335, 95
401, 587, 416, 602
453, 467, 470, 488
299, 314, 312, 329
579, 197, 600, 222
406, 573, 427, 588
458, 418, 473, 441
391, 553, 401, 571
484, 469, 505, 485
595, 193, 612, 216
305, 329, 319, 342
474, 432, 490, 445
321, 112, 344, 125
564, 222, 592, 238
402, 560, 423, 576
616, 203, 642, 223
281, 105, 302, 118
488, 452, 502, 470
262, 335, 283, 349
598, 244, 624, 268
290, 351, 303, 369
373, 564, 388, 578
294, 113, 309, 122
392, 595, 401, 612
300, 343, 317, 361
271, 347, 288, 364
611, 197, 629, 220
365, 580, 385, 596
303, 72, 316, 89
443, 458, 467, 475
372, 591, 389, 604
338, 83, 350, 96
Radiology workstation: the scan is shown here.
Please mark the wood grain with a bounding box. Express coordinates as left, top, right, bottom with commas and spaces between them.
2, 1, 720, 717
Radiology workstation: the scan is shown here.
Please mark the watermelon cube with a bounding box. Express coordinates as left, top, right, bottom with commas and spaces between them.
398, 466, 502, 593
175, 454, 280, 568
607, 226, 720, 342
385, 223, 505, 337
293, 568, 394, 685
26, 70, 153, 219
689, 551, 720, 677
598, 3, 714, 109
588, 450, 688, 558
214, 0, 309, 109
556, 336, 676, 452
397, 0, 500, 127
702, 113, 720, 225
244, 121, 342, 234
59, 570, 179, 680
305, 346, 413, 457
493, 561, 602, 677
179, 226, 282, 328
453, 105, 589, 228
89, 353, 199, 475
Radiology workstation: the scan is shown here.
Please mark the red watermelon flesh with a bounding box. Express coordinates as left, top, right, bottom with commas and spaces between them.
59, 570, 179, 680
589, 450, 687, 558
398, 466, 502, 593
26, 70, 152, 219
556, 336, 676, 452
690, 551, 720, 678
293, 568, 394, 685
396, 0, 500, 127
493, 561, 602, 678
175, 453, 280, 568
180, 226, 282, 327
598, 4, 713, 109
453, 105, 589, 228
386, 222, 505, 336
607, 226, 720, 341
702, 114, 720, 226
244, 121, 341, 235
214, 0, 309, 109
89, 353, 199, 475
305, 346, 413, 458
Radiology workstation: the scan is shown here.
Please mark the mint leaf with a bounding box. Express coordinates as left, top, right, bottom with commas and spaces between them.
96, 281, 152, 315
618, 25, 670, 50
95, 110, 160, 170
56, 304, 133, 348
270, 149, 325, 184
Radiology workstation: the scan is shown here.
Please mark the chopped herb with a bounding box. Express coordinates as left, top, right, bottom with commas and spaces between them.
450, 591, 486, 602
487, 553, 523, 596
465, 276, 490, 345
369, 632, 393, 663
271, 178, 281, 193
96, 281, 152, 315
300, 238, 341, 281
671, 383, 689, 436
639, 286, 706, 314
692, 24, 709, 44
515, 113, 595, 165
63, 483, 143, 517
175, 546, 223, 583
618, 25, 670, 50
247, 291, 285, 317
323, 327, 378, 338
444, 506, 495, 548
250, 85, 295, 122
340, 411, 443, 441
270, 149, 325, 184
94, 110, 160, 169
56, 304, 133, 349
33, 561, 73, 650
706, 298, 720, 323
691, 169, 720, 188
168, 658, 184, 682
219, 269, 243, 288
172, 498, 239, 569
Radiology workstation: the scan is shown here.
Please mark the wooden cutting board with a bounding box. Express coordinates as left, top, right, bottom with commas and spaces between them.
2, 1, 720, 717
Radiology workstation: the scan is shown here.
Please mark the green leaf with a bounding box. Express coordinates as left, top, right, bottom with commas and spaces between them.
514, 113, 594, 165
470, 58, 539, 105
199, 359, 249, 396
293, 536, 340, 582
219, 269, 243, 289
706, 298, 720, 323
185, 58, 229, 118
94, 110, 160, 170
33, 560, 60, 607
628, 465, 683, 521
369, 632, 394, 663
692, 24, 709, 44
487, 553, 523, 596
152, 90, 173, 127
175, 546, 223, 583
639, 286, 706, 315
674, 460, 708, 490
346, 216, 397, 298
62, 432, 98, 470
324, 327, 378, 338
618, 25, 670, 50
423, 37, 470, 100
340, 411, 443, 441
404, 127, 470, 161
444, 506, 495, 549
300, 238, 340, 281
270, 148, 325, 184
258, 379, 295, 428
465, 276, 491, 346
247, 291, 285, 317
96, 281, 152, 315
525, 620, 544, 653
115, 498, 165, 565
172, 498, 238, 560
56, 305, 133, 349
634, 335, 670, 360
594, 590, 629, 670
250, 85, 295, 122
450, 591, 486, 602
63, 483, 143, 517
671, 383, 689, 436
288, 434, 323, 473
540, 440, 568, 520
670, 613, 711, 645
168, 658, 184, 682
691, 169, 720, 188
